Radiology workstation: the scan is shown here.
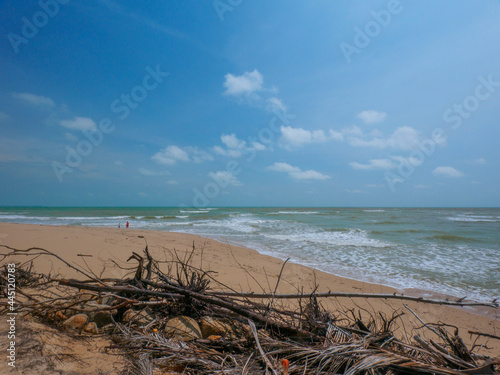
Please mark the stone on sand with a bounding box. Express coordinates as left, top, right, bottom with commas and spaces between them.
63, 314, 89, 331
164, 316, 202, 341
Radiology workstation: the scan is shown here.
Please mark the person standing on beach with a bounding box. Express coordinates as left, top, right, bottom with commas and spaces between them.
126, 221, 129, 228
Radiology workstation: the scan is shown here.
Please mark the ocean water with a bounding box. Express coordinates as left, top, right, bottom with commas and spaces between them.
0, 207, 498, 302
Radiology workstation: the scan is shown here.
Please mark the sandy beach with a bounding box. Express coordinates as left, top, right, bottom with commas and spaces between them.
0, 222, 498, 372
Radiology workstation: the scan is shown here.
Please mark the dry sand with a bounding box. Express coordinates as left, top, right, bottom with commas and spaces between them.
0, 222, 498, 373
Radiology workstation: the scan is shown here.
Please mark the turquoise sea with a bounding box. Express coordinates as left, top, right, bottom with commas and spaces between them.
0, 207, 498, 302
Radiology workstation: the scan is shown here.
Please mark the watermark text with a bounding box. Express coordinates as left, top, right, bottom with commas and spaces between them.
5, 263, 17, 368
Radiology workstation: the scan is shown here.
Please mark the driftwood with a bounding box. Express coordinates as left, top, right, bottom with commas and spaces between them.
248, 319, 278, 375
58, 277, 318, 340
469, 331, 500, 341
210, 290, 498, 308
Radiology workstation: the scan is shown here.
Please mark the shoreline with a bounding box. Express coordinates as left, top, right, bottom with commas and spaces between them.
172, 229, 491, 319
198, 234, 475, 301
0, 222, 498, 356
124, 230, 500, 321
0, 222, 497, 313
215, 235, 499, 320
1, 206, 497, 306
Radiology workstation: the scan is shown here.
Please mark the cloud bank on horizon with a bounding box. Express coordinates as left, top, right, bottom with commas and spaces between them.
0, 0, 499, 207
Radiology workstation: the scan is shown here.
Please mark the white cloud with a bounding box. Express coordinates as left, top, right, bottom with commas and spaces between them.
432, 166, 464, 178
166, 180, 179, 185
343, 126, 363, 136
186, 147, 214, 163
293, 169, 330, 180
215, 133, 266, 157
329, 129, 344, 141
467, 158, 486, 165
267, 97, 286, 112
348, 126, 420, 150
12, 92, 56, 107
222, 70, 289, 114
152, 145, 212, 165
153, 146, 189, 165
391, 155, 423, 167
280, 126, 342, 148
350, 159, 397, 170
357, 110, 387, 124
252, 141, 266, 151
267, 162, 329, 180
280, 126, 319, 147
214, 145, 242, 158
350, 155, 422, 171
209, 171, 242, 186
223, 70, 263, 96
60, 117, 97, 131
386, 127, 420, 149
221, 134, 246, 149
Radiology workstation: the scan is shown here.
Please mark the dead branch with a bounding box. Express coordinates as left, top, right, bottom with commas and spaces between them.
208, 290, 498, 308
248, 319, 278, 375
58, 277, 319, 340
468, 331, 500, 341
0, 245, 98, 281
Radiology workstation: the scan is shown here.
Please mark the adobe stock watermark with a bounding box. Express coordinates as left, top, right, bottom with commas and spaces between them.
6, 263, 17, 368
213, 0, 244, 22
7, 0, 71, 55
384, 74, 499, 192
339, 0, 410, 64
52, 65, 169, 182
191, 108, 295, 207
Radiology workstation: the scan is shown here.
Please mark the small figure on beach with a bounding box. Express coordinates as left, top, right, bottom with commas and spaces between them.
118, 223, 120, 228
126, 221, 129, 228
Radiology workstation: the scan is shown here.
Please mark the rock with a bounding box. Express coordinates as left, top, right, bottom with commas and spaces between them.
93, 310, 117, 327
207, 335, 222, 341
22, 313, 34, 322
102, 296, 116, 306
83, 322, 99, 334
122, 309, 136, 323
164, 316, 202, 341
199, 316, 237, 339
54, 311, 67, 321
62, 309, 78, 318
156, 364, 185, 374
122, 309, 153, 326
63, 314, 89, 332
76, 293, 96, 302
46, 310, 67, 322
87, 304, 117, 327
199, 316, 224, 337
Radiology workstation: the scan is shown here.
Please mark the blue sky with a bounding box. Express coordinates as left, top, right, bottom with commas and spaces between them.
1, 0, 499, 207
